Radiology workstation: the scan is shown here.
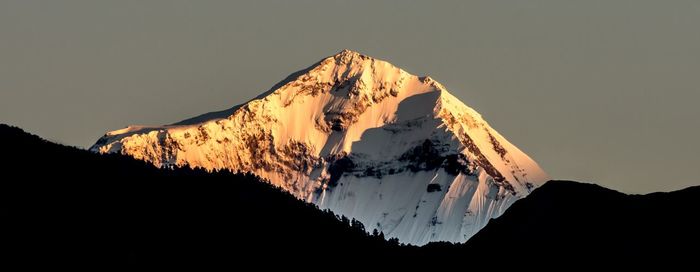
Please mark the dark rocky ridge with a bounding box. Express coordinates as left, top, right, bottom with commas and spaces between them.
2, 124, 698, 265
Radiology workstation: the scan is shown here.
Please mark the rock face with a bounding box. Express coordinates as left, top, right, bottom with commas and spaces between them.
91, 50, 548, 245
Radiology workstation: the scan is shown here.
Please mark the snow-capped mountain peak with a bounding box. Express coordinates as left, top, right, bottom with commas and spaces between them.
91, 50, 548, 245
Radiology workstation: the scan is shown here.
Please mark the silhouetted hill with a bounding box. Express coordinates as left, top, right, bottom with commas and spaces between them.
0, 124, 405, 268
2, 124, 698, 267
465, 180, 700, 261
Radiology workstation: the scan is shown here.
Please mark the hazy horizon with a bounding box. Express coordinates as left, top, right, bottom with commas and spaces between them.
2, 1, 699, 193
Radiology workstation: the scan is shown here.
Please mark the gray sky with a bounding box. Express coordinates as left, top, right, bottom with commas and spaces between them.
1, 0, 699, 193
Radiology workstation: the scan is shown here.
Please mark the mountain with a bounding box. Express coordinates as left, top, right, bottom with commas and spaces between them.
90, 49, 548, 245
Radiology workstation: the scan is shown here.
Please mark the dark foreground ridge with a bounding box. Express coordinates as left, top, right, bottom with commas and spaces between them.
1, 124, 698, 267
0, 124, 407, 268
464, 180, 700, 261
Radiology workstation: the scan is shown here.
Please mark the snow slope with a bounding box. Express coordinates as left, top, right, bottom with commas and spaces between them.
91, 50, 548, 245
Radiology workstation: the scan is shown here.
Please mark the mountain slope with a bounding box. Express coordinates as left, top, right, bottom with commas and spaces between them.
3, 125, 698, 265
90, 49, 548, 245
0, 124, 405, 268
